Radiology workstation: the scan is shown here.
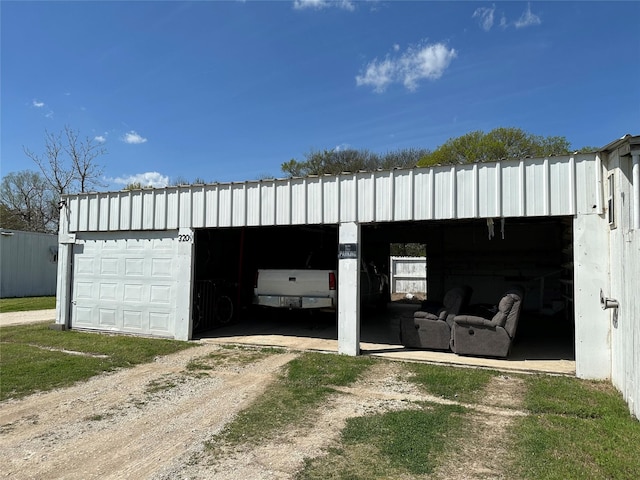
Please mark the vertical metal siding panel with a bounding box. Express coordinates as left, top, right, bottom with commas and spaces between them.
357, 173, 374, 223
340, 175, 357, 222
76, 197, 88, 231
166, 188, 179, 229
119, 193, 130, 230
130, 191, 143, 230
89, 195, 98, 231
500, 160, 521, 217
412, 170, 429, 220
204, 186, 218, 227
291, 179, 306, 224
98, 194, 110, 231
433, 165, 451, 219
141, 190, 154, 229
260, 183, 275, 226
191, 187, 205, 228
178, 188, 192, 228
275, 180, 290, 225
478, 164, 497, 218
109, 195, 120, 231
323, 177, 339, 224
246, 183, 261, 226
575, 155, 599, 215
525, 159, 545, 217
154, 190, 167, 230
393, 171, 413, 221
305, 178, 319, 224
218, 185, 232, 227
456, 165, 475, 219
232, 184, 246, 226
549, 157, 569, 215
374, 173, 391, 222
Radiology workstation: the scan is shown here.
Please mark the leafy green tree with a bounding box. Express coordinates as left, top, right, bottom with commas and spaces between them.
418, 127, 572, 167
281, 148, 429, 177
123, 182, 143, 190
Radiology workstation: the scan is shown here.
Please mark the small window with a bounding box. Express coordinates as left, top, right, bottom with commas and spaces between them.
607, 173, 616, 228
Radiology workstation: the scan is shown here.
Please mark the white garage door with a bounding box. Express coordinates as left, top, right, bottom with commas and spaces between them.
71, 231, 179, 337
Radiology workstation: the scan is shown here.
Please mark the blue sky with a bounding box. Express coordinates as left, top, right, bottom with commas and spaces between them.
1, 1, 639, 191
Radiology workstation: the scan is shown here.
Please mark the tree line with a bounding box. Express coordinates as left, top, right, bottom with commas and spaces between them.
1, 126, 593, 234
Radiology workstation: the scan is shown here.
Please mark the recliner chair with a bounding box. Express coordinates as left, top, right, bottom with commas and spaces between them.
399, 285, 472, 350
450, 286, 524, 358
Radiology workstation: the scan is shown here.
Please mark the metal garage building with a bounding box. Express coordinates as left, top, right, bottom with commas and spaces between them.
54, 134, 640, 419
1, 229, 58, 298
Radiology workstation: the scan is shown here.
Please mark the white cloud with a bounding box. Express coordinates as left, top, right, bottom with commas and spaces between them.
94, 135, 107, 144
515, 3, 541, 28
473, 5, 495, 31
293, 0, 355, 11
32, 99, 45, 108
113, 172, 169, 188
356, 42, 457, 93
122, 130, 148, 144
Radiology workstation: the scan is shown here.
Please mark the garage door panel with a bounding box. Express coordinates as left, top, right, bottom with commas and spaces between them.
71, 231, 179, 337
99, 309, 117, 327
149, 311, 172, 333
123, 310, 143, 329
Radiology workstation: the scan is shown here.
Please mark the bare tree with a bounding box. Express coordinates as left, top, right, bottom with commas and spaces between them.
23, 125, 106, 195
0, 170, 58, 233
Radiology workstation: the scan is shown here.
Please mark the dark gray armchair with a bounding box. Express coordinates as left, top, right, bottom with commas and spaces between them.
450, 287, 524, 358
400, 286, 472, 350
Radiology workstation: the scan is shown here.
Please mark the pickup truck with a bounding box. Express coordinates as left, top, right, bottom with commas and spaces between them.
253, 259, 390, 313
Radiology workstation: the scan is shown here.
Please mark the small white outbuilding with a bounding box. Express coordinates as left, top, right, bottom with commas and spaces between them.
54, 134, 640, 419
1, 229, 58, 298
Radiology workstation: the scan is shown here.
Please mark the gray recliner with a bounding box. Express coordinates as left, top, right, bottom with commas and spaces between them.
400, 286, 472, 350
450, 286, 524, 358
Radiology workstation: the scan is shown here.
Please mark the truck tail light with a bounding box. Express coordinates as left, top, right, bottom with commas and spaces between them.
329, 272, 336, 290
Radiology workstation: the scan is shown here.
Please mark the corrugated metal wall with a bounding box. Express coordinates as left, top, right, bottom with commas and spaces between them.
62, 154, 596, 233
606, 146, 640, 420
0, 230, 58, 298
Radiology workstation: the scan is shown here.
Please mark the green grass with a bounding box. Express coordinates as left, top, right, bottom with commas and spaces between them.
207, 352, 375, 449
0, 296, 56, 313
0, 322, 195, 401
510, 374, 640, 479
405, 361, 498, 403
298, 403, 467, 479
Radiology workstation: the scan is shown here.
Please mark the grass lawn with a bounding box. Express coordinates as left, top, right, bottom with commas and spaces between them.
0, 322, 195, 401
1, 316, 638, 479
0, 296, 56, 313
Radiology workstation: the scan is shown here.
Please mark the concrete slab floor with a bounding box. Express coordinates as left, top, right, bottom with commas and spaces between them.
197, 303, 576, 376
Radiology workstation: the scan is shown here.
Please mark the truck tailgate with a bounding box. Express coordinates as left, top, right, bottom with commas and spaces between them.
255, 269, 335, 297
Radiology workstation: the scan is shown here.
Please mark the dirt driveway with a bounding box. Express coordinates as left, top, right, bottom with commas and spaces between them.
0, 337, 527, 480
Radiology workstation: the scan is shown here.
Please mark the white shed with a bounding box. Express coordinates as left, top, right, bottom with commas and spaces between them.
1, 229, 58, 298
54, 134, 640, 420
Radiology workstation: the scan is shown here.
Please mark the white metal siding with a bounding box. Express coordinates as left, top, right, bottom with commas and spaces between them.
0, 230, 58, 298
61, 155, 593, 233
607, 147, 640, 420
71, 231, 179, 337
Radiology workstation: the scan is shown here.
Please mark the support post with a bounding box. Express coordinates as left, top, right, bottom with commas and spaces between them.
338, 222, 360, 356
632, 151, 640, 230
